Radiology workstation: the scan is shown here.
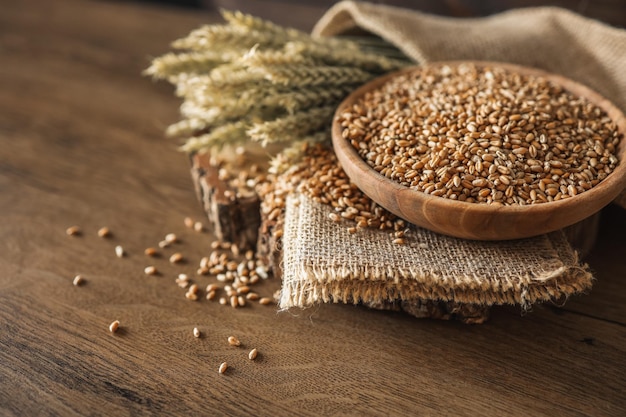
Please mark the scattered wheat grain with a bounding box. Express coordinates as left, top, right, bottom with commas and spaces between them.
248, 348, 258, 360
66, 226, 81, 236
109, 320, 120, 333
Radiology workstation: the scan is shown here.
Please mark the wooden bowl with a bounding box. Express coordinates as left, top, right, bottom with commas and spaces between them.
332, 61, 626, 240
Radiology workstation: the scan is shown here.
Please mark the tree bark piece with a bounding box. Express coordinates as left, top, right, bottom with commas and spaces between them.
190, 152, 261, 250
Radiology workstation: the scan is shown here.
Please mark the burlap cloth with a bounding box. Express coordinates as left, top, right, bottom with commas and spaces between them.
276, 3, 626, 317
280, 194, 592, 310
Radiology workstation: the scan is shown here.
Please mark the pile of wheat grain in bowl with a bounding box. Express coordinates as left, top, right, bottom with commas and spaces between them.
337, 62, 621, 206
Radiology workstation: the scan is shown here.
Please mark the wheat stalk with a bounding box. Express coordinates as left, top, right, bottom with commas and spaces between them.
247, 105, 335, 146
283, 42, 407, 73
146, 10, 412, 157
180, 120, 249, 152
172, 25, 283, 51
260, 65, 373, 87
271, 86, 355, 113
221, 10, 311, 44
144, 52, 225, 79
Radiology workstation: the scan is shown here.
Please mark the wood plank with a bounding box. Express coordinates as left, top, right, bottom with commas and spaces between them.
1, 267, 625, 415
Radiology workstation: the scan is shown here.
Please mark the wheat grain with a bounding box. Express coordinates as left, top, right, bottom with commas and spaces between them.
66, 226, 81, 236
248, 348, 258, 360
109, 320, 120, 333
218, 362, 228, 374
338, 63, 621, 205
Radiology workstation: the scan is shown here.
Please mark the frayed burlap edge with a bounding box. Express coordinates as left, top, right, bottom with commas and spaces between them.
279, 194, 593, 311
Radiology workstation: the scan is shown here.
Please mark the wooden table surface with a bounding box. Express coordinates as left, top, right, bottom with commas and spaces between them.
1, 0, 625, 416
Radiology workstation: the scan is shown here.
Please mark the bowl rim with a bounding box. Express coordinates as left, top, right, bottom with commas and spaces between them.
331, 60, 626, 239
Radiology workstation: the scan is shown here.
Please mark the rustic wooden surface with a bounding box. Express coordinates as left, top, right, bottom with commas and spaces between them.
1, 0, 625, 416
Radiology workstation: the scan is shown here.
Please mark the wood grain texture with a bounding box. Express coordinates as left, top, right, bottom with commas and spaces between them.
332, 62, 626, 240
190, 152, 261, 250
1, 0, 625, 416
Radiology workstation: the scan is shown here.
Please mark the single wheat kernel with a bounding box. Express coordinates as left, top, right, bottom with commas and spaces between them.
115, 245, 125, 258
193, 327, 201, 338
236, 285, 250, 295
169, 253, 184, 264
144, 266, 157, 275
219, 297, 227, 305
206, 290, 217, 300
255, 267, 269, 279
206, 283, 220, 292
248, 348, 258, 360
109, 320, 120, 333
158, 240, 170, 248
193, 222, 204, 232
97, 227, 111, 238
230, 295, 239, 308
66, 226, 81, 236
238, 296, 246, 307
165, 233, 177, 244
259, 297, 273, 305
218, 362, 228, 374
246, 292, 260, 301
144, 247, 158, 257
184, 217, 194, 228
228, 336, 241, 346
73, 275, 84, 286
185, 291, 198, 301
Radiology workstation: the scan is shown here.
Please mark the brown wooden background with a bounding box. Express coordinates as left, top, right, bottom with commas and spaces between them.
1, 0, 625, 416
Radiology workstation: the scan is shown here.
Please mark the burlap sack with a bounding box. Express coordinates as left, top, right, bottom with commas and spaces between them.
314, 2, 626, 209
276, 3, 626, 317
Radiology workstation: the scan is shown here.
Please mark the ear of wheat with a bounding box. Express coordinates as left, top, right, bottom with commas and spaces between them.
145, 9, 411, 167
